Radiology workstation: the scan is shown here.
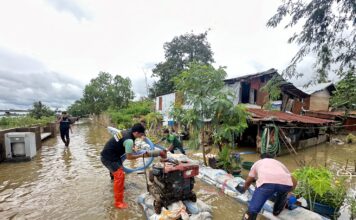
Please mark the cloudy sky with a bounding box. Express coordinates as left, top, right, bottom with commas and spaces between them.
0, 0, 333, 110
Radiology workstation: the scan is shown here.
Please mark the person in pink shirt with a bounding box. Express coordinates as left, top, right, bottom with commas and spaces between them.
236, 153, 297, 220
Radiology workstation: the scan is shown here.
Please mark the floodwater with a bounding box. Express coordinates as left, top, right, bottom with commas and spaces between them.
0, 120, 246, 220
1, 120, 355, 220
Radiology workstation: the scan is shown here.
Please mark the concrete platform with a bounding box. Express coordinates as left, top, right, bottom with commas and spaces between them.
41, 132, 51, 141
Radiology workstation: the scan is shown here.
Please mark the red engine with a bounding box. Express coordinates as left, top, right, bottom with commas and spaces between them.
148, 160, 199, 214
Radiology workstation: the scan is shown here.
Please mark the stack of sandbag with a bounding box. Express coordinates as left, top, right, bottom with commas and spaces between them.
137, 193, 213, 220
197, 166, 328, 220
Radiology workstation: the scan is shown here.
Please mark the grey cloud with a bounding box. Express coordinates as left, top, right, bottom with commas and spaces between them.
143, 62, 156, 70
0, 48, 84, 110
46, 0, 92, 21
131, 74, 156, 99
0, 48, 47, 73
0, 70, 84, 110
247, 60, 266, 72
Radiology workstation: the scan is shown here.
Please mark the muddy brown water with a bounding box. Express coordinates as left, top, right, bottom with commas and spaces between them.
0, 121, 246, 220
0, 120, 355, 219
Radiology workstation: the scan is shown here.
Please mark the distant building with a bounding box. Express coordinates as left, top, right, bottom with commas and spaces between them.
155, 93, 182, 126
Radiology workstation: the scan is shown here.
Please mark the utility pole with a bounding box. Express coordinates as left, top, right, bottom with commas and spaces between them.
142, 68, 149, 97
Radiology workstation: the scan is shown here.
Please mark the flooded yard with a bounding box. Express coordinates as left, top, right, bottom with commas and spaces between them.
0, 120, 355, 219
0, 120, 245, 220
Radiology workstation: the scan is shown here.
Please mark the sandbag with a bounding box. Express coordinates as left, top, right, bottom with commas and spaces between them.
197, 166, 328, 220
137, 193, 213, 220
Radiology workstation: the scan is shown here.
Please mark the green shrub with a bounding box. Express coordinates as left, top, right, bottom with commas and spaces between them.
107, 100, 154, 129
0, 116, 55, 128
293, 166, 347, 219
346, 133, 356, 144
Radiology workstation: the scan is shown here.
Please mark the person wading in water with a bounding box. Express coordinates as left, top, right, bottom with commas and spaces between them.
57, 111, 72, 147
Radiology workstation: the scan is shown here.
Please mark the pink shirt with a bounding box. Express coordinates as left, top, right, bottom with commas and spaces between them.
248, 158, 293, 188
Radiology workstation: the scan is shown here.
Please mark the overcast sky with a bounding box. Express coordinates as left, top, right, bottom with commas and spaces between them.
0, 0, 336, 110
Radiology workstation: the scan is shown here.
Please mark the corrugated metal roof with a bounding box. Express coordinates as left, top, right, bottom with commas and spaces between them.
280, 82, 309, 98
306, 111, 356, 119
247, 108, 334, 124
297, 82, 334, 95
224, 68, 277, 84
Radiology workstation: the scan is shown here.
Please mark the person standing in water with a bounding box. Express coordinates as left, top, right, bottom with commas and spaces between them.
57, 111, 72, 147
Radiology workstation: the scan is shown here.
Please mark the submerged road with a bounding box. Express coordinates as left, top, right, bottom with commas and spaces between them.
0, 120, 245, 220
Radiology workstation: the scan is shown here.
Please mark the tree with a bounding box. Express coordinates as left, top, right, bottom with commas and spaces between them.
109, 75, 134, 109
149, 32, 214, 98
29, 101, 54, 119
67, 99, 90, 117
267, 0, 355, 83
260, 75, 283, 109
330, 68, 356, 113
81, 72, 134, 115
82, 72, 112, 114
173, 62, 248, 165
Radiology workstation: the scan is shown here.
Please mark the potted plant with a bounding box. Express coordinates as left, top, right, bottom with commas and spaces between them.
216, 146, 241, 176
293, 166, 347, 219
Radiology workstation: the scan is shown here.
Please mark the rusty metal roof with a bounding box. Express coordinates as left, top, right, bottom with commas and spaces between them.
247, 108, 334, 124
305, 111, 356, 120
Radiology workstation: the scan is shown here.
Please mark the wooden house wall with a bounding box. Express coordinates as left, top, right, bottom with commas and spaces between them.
309, 90, 330, 111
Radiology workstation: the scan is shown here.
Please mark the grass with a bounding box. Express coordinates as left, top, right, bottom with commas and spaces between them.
0, 116, 55, 129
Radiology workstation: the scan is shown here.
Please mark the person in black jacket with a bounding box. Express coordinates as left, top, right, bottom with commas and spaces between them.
57, 111, 72, 147
101, 123, 166, 209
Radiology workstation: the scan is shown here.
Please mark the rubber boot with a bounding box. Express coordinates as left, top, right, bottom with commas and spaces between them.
113, 167, 128, 209
273, 191, 288, 216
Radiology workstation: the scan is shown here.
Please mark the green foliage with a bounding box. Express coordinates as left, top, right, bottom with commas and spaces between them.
174, 62, 227, 120
217, 146, 232, 171
293, 166, 347, 216
173, 62, 227, 140
70, 72, 134, 115
173, 62, 248, 164
348, 196, 356, 220
145, 112, 163, 134
212, 104, 249, 147
149, 31, 214, 97
29, 101, 54, 119
0, 116, 55, 128
217, 146, 240, 172
346, 133, 356, 144
331, 70, 356, 111
67, 99, 90, 117
260, 75, 283, 110
107, 100, 153, 129
267, 0, 355, 82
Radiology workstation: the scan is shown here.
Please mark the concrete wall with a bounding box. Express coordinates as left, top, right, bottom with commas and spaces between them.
0, 124, 56, 162
14, 126, 41, 150
156, 93, 176, 125
0, 128, 16, 162
43, 123, 57, 138
297, 134, 328, 149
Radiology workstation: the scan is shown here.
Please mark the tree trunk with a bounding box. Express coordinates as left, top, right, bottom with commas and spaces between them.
201, 128, 207, 166
218, 142, 222, 152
